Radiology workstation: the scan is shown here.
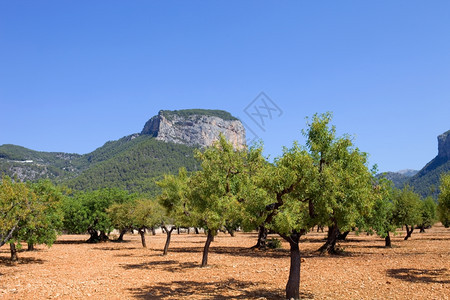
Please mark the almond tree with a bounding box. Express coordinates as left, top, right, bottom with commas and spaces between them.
392, 186, 422, 240
255, 113, 378, 299
157, 167, 192, 255
62, 188, 133, 242
0, 176, 31, 257
18, 180, 64, 251
131, 199, 164, 248
188, 135, 249, 267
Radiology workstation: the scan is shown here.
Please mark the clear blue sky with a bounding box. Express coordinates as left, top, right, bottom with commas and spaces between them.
1, 1, 449, 173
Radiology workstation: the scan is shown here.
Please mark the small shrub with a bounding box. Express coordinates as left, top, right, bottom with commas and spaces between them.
267, 238, 282, 249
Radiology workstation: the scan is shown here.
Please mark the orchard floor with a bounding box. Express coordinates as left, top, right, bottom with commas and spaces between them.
0, 225, 449, 300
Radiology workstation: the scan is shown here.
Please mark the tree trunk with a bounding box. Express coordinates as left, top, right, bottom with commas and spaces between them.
201, 229, 214, 267
338, 231, 350, 241
318, 224, 340, 254
177, 227, 180, 235
284, 233, 301, 300
251, 225, 268, 250
195, 227, 199, 234
226, 226, 235, 237
404, 225, 414, 240
117, 229, 127, 241
187, 227, 190, 234
385, 232, 392, 248
27, 242, 35, 251
10, 243, 18, 261
99, 231, 109, 242
87, 227, 99, 243
151, 227, 156, 235
419, 226, 425, 233
162, 226, 174, 256
139, 228, 146, 248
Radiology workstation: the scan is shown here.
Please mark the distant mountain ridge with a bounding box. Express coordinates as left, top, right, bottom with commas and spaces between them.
407, 130, 450, 197
0, 109, 246, 195
379, 169, 418, 189
380, 130, 450, 197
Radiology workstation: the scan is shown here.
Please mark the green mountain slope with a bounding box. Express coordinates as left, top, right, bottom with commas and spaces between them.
65, 135, 199, 196
0, 144, 82, 181
408, 156, 450, 198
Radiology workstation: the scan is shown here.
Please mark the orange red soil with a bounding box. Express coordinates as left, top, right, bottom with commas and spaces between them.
1, 224, 449, 299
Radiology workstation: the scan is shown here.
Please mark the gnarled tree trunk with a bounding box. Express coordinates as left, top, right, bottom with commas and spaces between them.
251, 225, 268, 250
201, 229, 214, 267
404, 225, 414, 240
117, 229, 127, 241
99, 231, 109, 242
318, 224, 340, 254
10, 243, 18, 261
87, 227, 100, 243
338, 231, 350, 241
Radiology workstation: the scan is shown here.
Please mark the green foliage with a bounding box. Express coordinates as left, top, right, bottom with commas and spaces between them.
17, 180, 64, 248
0, 177, 63, 249
187, 135, 248, 234
267, 238, 282, 249
250, 112, 378, 253
62, 188, 135, 239
392, 186, 422, 227
107, 200, 136, 234
157, 167, 192, 228
160, 109, 238, 121
361, 178, 398, 240
132, 199, 164, 230
419, 197, 437, 229
0, 176, 31, 247
437, 173, 450, 227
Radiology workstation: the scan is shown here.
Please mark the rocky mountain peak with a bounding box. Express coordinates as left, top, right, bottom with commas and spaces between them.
141, 109, 246, 149
437, 130, 450, 160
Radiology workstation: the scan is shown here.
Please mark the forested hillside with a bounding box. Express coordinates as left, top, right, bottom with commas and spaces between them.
65, 136, 199, 196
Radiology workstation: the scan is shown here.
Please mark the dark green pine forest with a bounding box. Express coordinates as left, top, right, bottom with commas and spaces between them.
0, 135, 199, 196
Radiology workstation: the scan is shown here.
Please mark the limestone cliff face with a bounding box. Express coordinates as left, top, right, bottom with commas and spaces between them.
437, 130, 450, 160
141, 110, 246, 149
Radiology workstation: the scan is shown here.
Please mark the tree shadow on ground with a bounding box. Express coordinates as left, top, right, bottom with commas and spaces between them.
168, 246, 291, 259
128, 278, 314, 299
54, 240, 86, 245
387, 268, 450, 284
121, 260, 179, 270
93, 246, 138, 251
412, 237, 450, 241
0, 256, 45, 266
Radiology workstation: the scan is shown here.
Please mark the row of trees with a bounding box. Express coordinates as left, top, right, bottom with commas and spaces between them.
1, 112, 449, 300
0, 178, 63, 260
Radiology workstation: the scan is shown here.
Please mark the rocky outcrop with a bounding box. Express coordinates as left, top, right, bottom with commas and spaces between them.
438, 130, 450, 160
141, 109, 246, 149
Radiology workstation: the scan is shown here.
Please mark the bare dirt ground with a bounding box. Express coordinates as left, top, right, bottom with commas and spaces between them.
0, 224, 449, 300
